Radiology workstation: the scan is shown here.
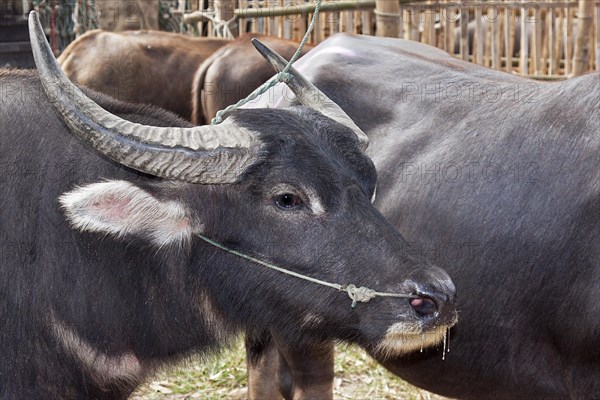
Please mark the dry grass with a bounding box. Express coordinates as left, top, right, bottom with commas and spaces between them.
131, 341, 451, 400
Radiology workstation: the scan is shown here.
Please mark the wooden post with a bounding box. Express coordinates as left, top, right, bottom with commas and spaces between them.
215, 0, 238, 37
548, 7, 555, 75
531, 7, 539, 75
596, 2, 600, 71
461, 5, 469, 61
375, 0, 400, 37
520, 1, 529, 75
411, 6, 419, 41
553, 8, 563, 74
491, 5, 500, 69
564, 1, 572, 75
475, 4, 483, 64
573, 0, 595, 76
444, 0, 453, 53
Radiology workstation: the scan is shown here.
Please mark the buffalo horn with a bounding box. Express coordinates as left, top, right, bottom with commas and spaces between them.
251, 38, 369, 150
29, 11, 259, 184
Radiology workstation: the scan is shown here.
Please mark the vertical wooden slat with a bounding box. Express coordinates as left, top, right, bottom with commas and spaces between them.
565, 1, 572, 75
238, 0, 246, 35
542, 8, 549, 75
573, 0, 595, 75
407, 7, 413, 41
412, 6, 419, 41
339, 10, 346, 34
461, 4, 469, 61
398, 4, 404, 39
277, 0, 284, 38
504, 6, 512, 71
554, 8, 563, 74
375, 0, 401, 38
596, 2, 600, 70
251, 0, 259, 34
426, 0, 435, 45
491, 5, 500, 69
475, 4, 483, 64
444, 0, 452, 52
520, 1, 529, 75
531, 7, 539, 75
362, 10, 372, 36
547, 7, 556, 75
207, 0, 215, 36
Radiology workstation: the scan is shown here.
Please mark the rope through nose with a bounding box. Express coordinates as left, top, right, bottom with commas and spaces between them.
196, 233, 416, 308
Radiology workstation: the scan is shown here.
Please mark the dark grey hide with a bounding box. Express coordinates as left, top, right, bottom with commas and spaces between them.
247, 33, 600, 400
0, 28, 457, 399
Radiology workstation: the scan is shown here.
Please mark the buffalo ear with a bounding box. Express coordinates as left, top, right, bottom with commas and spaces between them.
59, 180, 193, 247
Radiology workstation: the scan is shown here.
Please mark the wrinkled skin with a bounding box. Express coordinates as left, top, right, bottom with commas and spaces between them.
245, 34, 600, 400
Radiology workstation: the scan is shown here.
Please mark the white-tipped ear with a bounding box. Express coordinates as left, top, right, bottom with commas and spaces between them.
60, 180, 192, 247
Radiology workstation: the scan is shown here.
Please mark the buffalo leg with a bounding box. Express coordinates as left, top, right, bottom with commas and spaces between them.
246, 331, 283, 400
246, 331, 335, 400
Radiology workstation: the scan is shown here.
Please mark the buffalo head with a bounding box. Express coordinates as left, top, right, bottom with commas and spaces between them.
29, 11, 456, 356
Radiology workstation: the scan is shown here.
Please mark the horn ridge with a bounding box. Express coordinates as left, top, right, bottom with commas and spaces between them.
29, 11, 259, 183
252, 38, 369, 150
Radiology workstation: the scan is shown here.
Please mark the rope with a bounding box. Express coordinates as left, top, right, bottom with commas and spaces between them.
211, 0, 323, 125
195, 233, 416, 309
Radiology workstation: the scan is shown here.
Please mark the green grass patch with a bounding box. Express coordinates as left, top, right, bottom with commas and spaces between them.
132, 341, 450, 400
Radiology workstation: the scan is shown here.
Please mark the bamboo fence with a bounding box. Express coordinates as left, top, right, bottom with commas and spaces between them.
182, 0, 599, 78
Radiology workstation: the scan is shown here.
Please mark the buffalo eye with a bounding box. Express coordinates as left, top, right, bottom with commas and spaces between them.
274, 193, 303, 210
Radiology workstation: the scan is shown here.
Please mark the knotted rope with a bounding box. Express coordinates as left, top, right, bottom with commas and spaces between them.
196, 233, 416, 308
211, 0, 323, 124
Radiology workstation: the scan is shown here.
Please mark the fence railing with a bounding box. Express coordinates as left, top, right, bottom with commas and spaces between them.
182, 0, 599, 78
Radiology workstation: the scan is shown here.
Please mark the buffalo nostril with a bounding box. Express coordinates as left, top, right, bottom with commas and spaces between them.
410, 296, 438, 317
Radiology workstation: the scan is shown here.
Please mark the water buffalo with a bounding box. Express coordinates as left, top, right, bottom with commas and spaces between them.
58, 29, 230, 120
58, 29, 310, 125
0, 14, 457, 399
245, 34, 600, 399
190, 34, 313, 124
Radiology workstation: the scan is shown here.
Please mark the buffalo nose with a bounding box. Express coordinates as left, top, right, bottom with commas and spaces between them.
410, 296, 438, 317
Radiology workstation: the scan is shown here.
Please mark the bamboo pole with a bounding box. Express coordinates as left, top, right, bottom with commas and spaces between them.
277, 0, 284, 37
520, 1, 529, 75
564, 1, 572, 75
375, 0, 401, 37
542, 9, 549, 75
573, 0, 595, 75
238, 0, 246, 34
363, 9, 372, 36
491, 5, 500, 69
475, 4, 484, 64
596, 2, 600, 70
411, 5, 419, 41
444, 0, 453, 52
505, 7, 513, 71
399, 4, 404, 39
461, 5, 469, 61
251, 0, 259, 33
208, 0, 215, 36
548, 7, 555, 75
553, 8, 563, 74
531, 7, 540, 75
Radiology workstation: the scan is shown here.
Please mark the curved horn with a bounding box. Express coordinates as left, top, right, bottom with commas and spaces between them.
252, 38, 369, 150
29, 11, 259, 184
